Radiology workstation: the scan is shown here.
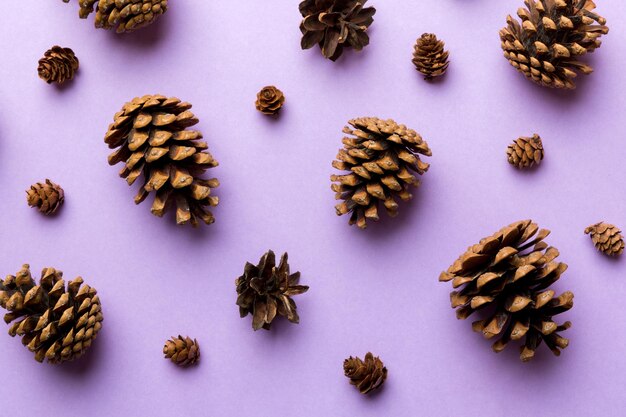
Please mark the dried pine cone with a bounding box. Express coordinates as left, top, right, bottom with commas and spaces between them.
440, 220, 573, 362
255, 86, 285, 115
236, 250, 309, 331
299, 0, 376, 61
163, 335, 200, 366
499, 0, 609, 89
412, 33, 450, 80
0, 264, 103, 364
37, 46, 79, 85
507, 134, 544, 169
26, 179, 65, 215
585, 222, 624, 257
331, 117, 431, 229
105, 95, 219, 227
62, 0, 168, 33
343, 352, 387, 394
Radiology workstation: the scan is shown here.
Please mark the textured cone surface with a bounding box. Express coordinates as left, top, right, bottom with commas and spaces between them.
255, 86, 285, 115
331, 117, 431, 229
163, 335, 200, 366
236, 250, 309, 331
440, 220, 573, 362
507, 134, 544, 169
62, 0, 168, 33
299, 0, 376, 61
0, 265, 103, 364
38, 46, 79, 85
105, 95, 220, 227
26, 180, 65, 215
499, 0, 608, 89
585, 222, 624, 256
343, 352, 387, 394
412, 33, 450, 79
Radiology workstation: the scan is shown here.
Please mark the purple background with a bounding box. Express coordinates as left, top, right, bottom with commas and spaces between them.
0, 1, 625, 415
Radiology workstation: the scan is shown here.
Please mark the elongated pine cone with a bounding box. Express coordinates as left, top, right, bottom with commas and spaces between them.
38, 46, 79, 85
163, 335, 200, 366
62, 0, 168, 33
26, 179, 65, 215
499, 0, 609, 89
343, 352, 387, 394
331, 117, 431, 229
507, 134, 544, 169
0, 265, 103, 364
585, 222, 624, 257
412, 33, 450, 79
440, 220, 574, 362
236, 250, 309, 331
105, 95, 219, 227
299, 0, 376, 61
255, 86, 285, 115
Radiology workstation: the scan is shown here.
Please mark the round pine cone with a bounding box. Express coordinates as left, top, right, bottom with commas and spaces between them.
163, 335, 200, 366
440, 220, 574, 362
0, 265, 103, 364
236, 250, 309, 331
343, 352, 387, 394
506, 134, 544, 169
499, 0, 609, 89
62, 0, 168, 33
255, 86, 285, 115
26, 179, 65, 215
412, 33, 450, 80
585, 222, 624, 257
331, 117, 431, 229
38, 46, 79, 85
299, 0, 376, 61
105, 95, 220, 227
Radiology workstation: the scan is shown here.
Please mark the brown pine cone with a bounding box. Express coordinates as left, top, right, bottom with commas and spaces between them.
343, 352, 387, 394
0, 264, 103, 364
255, 86, 285, 115
26, 179, 65, 215
163, 335, 200, 366
62, 0, 168, 33
37, 46, 79, 85
412, 33, 450, 80
585, 222, 624, 257
506, 134, 544, 169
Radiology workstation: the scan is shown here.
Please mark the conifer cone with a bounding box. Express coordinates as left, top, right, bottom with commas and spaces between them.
440, 220, 574, 362
163, 335, 200, 366
26, 180, 65, 215
499, 0, 609, 89
235, 250, 309, 331
507, 134, 544, 169
331, 117, 431, 229
37, 46, 79, 85
412, 33, 450, 80
105, 95, 219, 227
62, 0, 168, 33
585, 222, 624, 257
343, 352, 387, 394
299, 0, 376, 61
0, 265, 103, 364
255, 86, 285, 115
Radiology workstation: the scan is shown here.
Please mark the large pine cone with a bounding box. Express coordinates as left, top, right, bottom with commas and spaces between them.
163, 335, 200, 366
412, 33, 450, 80
440, 220, 573, 362
343, 352, 387, 394
26, 179, 65, 215
235, 250, 309, 331
0, 265, 103, 364
331, 117, 431, 229
585, 222, 624, 257
62, 0, 168, 33
38, 46, 79, 85
299, 0, 376, 61
499, 0, 608, 89
506, 134, 544, 169
105, 95, 220, 227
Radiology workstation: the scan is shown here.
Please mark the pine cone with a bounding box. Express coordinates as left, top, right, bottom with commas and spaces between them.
440, 220, 573, 362
105, 95, 220, 227
26, 179, 65, 215
163, 335, 200, 366
499, 0, 609, 89
585, 222, 624, 257
62, 0, 168, 33
506, 134, 544, 169
0, 265, 103, 364
412, 33, 450, 80
255, 86, 285, 115
37, 46, 79, 85
331, 117, 431, 229
343, 352, 387, 394
235, 250, 309, 331
299, 0, 376, 61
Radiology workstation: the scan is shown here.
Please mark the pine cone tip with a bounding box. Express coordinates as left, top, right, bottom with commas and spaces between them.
343, 352, 387, 394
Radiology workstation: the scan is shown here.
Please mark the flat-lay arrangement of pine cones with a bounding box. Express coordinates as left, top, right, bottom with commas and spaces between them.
26, 180, 65, 215
255, 86, 285, 115
343, 352, 387, 394
585, 222, 624, 257
163, 335, 200, 366
62, 0, 168, 33
506, 134, 544, 169
412, 33, 450, 79
37, 46, 79, 85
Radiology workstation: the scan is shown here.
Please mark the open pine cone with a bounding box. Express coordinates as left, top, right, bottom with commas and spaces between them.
412, 33, 450, 80
440, 220, 573, 362
38, 46, 79, 85
506, 134, 544, 169
62, 0, 168, 33
163, 335, 200, 366
255, 86, 285, 115
585, 222, 624, 257
26, 179, 65, 215
343, 352, 387, 394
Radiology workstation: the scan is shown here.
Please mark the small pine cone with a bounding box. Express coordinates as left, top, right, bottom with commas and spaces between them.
255, 86, 285, 115
412, 33, 450, 79
440, 220, 573, 362
26, 179, 65, 215
105, 95, 220, 227
236, 250, 309, 331
62, 0, 168, 33
37, 46, 79, 85
585, 222, 624, 257
343, 352, 387, 394
0, 264, 103, 364
499, 0, 609, 89
506, 134, 544, 169
163, 335, 200, 366
331, 117, 431, 229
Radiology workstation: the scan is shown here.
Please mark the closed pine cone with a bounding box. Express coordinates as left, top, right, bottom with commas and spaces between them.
412, 33, 449, 79
163, 335, 200, 366
507, 134, 543, 169
585, 222, 624, 256
255, 86, 285, 115
331, 117, 431, 229
62, 0, 168, 33
38, 46, 79, 85
499, 0, 609, 89
105, 95, 219, 227
440, 220, 573, 362
26, 179, 65, 215
0, 265, 103, 364
343, 352, 387, 394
